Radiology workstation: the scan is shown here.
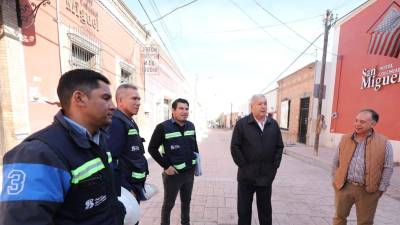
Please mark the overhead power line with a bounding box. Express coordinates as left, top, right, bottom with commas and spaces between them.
144, 0, 199, 25
260, 33, 324, 94
137, 0, 176, 64
228, 0, 305, 54
254, 1, 319, 47
149, 0, 175, 46
253, 0, 338, 57
207, 14, 323, 34
332, 0, 367, 11
149, 0, 186, 69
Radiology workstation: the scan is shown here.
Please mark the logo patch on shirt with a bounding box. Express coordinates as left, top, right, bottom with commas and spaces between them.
85, 199, 95, 210
170, 145, 181, 150
84, 195, 107, 210
131, 145, 140, 151
95, 195, 107, 206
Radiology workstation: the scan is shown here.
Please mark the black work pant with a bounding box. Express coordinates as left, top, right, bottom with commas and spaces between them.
237, 181, 272, 225
161, 169, 194, 225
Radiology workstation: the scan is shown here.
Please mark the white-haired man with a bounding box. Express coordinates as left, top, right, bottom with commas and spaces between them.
231, 94, 284, 225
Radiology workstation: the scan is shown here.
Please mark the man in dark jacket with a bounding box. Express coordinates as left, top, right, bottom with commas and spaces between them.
0, 69, 125, 225
148, 98, 199, 225
107, 84, 148, 224
231, 94, 284, 225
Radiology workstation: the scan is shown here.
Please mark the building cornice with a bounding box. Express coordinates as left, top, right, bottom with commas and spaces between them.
113, 0, 148, 34
335, 0, 376, 28
98, 0, 149, 45
277, 61, 316, 84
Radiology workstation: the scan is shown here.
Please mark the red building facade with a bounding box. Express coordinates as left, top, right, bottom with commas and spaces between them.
328, 0, 400, 161
331, 0, 400, 140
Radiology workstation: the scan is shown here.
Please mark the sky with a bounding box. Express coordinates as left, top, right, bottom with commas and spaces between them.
126, 0, 368, 119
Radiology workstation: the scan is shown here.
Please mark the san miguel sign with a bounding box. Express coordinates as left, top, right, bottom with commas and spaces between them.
361, 64, 400, 91
361, 2, 400, 91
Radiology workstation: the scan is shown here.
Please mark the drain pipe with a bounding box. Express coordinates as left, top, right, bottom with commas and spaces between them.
55, 0, 63, 76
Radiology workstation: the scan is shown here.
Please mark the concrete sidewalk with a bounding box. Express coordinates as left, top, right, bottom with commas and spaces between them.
284, 144, 400, 201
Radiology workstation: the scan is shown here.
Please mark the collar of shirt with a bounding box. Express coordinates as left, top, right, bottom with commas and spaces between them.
171, 118, 186, 127
256, 117, 267, 131
63, 116, 100, 145
117, 109, 135, 125
352, 129, 373, 143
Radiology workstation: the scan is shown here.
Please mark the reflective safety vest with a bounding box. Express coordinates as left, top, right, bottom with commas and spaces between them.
161, 119, 197, 172
112, 110, 149, 183
26, 115, 119, 224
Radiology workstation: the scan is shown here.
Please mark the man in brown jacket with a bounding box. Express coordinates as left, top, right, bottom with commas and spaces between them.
332, 109, 394, 225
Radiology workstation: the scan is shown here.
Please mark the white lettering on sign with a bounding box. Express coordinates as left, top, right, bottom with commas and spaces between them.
144, 46, 159, 75
361, 64, 400, 91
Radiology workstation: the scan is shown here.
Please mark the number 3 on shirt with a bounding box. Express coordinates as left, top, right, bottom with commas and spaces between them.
7, 170, 26, 195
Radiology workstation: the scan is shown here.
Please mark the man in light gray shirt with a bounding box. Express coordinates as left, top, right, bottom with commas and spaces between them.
331, 109, 393, 225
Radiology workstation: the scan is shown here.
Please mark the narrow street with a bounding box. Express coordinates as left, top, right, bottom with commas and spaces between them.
140, 129, 400, 225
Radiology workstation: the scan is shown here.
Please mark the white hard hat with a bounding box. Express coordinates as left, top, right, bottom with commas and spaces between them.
118, 187, 140, 225
143, 183, 159, 200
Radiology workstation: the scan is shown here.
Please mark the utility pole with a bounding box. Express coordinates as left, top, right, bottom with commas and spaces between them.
314, 10, 335, 156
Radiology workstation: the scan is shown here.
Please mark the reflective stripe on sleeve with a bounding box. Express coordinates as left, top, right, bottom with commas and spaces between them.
159, 145, 165, 155
128, 129, 138, 136
106, 152, 112, 163
173, 162, 186, 170
132, 172, 146, 179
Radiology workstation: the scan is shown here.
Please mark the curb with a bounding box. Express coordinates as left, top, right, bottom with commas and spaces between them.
283, 148, 331, 171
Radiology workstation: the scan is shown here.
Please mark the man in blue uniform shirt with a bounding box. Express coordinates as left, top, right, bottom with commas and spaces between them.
107, 84, 149, 224
0, 69, 124, 225
148, 98, 199, 225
